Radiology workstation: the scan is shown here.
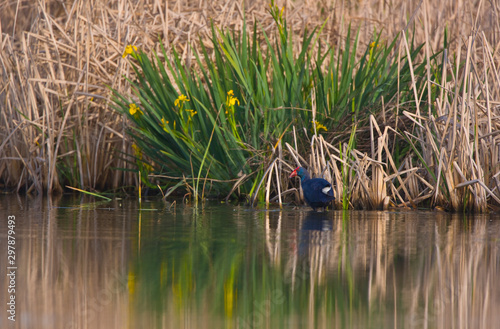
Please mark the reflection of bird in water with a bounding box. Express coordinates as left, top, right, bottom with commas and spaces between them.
298, 211, 333, 257
302, 211, 332, 230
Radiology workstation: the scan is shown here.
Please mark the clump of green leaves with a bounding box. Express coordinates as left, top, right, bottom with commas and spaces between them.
111, 3, 428, 199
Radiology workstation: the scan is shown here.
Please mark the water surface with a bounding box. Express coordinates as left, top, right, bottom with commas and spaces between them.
1, 195, 499, 328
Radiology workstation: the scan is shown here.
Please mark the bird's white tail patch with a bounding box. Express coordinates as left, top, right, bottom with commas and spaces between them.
322, 186, 332, 195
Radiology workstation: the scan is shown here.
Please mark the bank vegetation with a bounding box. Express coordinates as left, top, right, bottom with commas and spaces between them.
1, 0, 500, 212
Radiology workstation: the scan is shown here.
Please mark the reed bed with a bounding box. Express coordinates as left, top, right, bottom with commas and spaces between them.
257, 27, 500, 212
1, 0, 500, 211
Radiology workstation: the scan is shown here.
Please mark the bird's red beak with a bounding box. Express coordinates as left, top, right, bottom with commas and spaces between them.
289, 168, 298, 178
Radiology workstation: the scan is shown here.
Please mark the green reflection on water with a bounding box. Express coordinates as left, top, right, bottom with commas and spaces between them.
127, 207, 412, 328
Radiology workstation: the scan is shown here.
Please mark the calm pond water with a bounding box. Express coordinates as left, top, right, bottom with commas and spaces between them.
1, 195, 500, 329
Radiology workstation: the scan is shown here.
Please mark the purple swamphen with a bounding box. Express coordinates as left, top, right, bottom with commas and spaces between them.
289, 167, 335, 211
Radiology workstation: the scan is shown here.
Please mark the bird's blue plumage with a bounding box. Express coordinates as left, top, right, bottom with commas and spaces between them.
290, 167, 335, 211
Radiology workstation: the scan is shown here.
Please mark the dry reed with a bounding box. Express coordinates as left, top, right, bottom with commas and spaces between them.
249, 1, 500, 212
0, 0, 499, 210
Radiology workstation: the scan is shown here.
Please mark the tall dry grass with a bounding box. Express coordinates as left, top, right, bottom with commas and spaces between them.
245, 1, 500, 212
0, 0, 499, 200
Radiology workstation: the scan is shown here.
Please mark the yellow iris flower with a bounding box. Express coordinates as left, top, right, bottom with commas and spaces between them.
174, 94, 189, 108
226, 90, 240, 107
122, 45, 138, 58
129, 103, 143, 117
186, 109, 197, 117
312, 120, 327, 132
160, 117, 170, 131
